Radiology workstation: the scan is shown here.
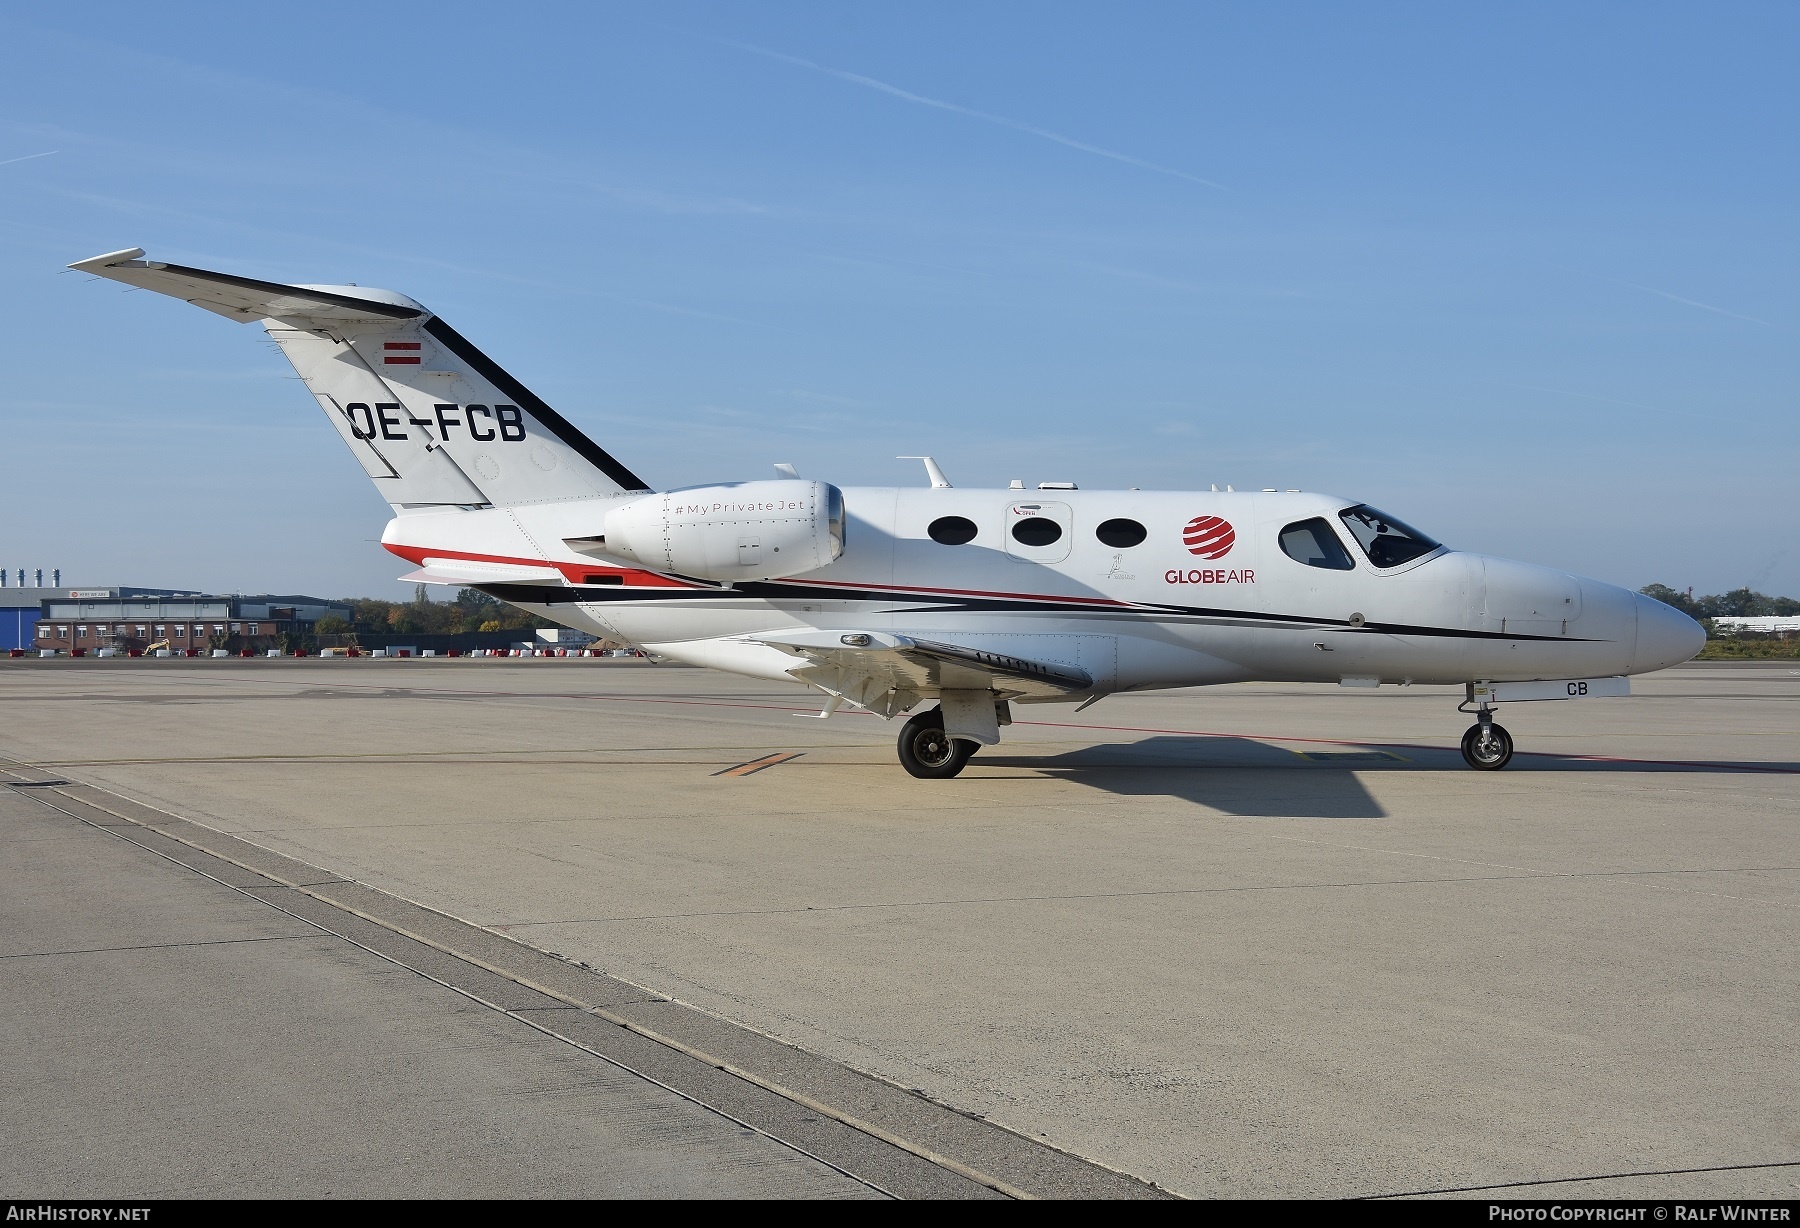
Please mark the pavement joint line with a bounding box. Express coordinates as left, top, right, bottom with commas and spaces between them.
1364, 1158, 1800, 1199
1014, 718, 1800, 774
0, 934, 319, 960
6, 763, 1161, 1199
61, 672, 1800, 772
480, 864, 1800, 924
241, 879, 356, 889
8, 784, 907, 1202
5, 743, 864, 767
1252, 831, 1800, 911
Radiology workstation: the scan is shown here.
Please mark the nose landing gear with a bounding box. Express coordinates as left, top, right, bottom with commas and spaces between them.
1460, 711, 1514, 770
1458, 689, 1514, 770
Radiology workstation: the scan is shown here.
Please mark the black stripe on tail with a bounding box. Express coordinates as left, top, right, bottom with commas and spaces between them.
423, 316, 650, 493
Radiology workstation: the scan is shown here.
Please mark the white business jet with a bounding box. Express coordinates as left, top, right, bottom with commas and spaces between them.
73, 248, 1704, 777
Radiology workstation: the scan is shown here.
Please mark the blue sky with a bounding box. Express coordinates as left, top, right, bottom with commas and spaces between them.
1, 2, 1794, 600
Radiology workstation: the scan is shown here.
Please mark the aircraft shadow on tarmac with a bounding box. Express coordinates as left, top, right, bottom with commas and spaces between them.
978, 736, 1391, 818
974, 735, 1799, 817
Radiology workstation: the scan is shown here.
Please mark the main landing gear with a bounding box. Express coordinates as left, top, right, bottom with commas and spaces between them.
1459, 705, 1514, 771
897, 708, 979, 779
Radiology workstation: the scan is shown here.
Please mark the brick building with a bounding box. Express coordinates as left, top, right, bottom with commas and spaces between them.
34, 592, 350, 655
2, 586, 199, 651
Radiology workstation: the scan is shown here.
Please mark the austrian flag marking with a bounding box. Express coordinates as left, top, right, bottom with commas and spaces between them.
1183, 515, 1235, 559
383, 341, 422, 365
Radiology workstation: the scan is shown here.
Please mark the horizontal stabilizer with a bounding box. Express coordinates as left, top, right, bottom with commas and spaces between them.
69, 249, 423, 325
71, 246, 651, 507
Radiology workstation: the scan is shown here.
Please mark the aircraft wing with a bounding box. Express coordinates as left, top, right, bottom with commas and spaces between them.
750, 629, 1092, 717
69, 248, 422, 325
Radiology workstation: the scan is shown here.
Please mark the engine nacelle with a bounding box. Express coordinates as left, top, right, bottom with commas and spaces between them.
603, 480, 845, 581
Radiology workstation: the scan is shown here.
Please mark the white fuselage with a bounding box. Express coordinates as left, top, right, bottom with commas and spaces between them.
381, 486, 1703, 703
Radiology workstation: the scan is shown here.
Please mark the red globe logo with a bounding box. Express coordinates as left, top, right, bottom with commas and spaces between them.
1183, 515, 1236, 559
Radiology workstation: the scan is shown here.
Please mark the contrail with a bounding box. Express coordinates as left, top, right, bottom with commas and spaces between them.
0, 150, 59, 168
1605, 275, 1784, 330
725, 41, 1224, 189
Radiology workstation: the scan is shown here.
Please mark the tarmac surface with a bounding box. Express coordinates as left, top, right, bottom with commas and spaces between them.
1, 656, 1796, 1199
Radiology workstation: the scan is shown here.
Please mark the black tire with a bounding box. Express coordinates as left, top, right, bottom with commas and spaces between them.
897, 709, 977, 779
1460, 721, 1514, 771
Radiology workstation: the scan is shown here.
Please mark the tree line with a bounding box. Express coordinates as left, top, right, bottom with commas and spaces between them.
1640, 584, 1800, 619
313, 587, 551, 638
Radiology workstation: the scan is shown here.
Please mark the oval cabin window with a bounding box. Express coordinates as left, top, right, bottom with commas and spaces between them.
1095, 518, 1147, 548
927, 516, 978, 545
1010, 517, 1063, 547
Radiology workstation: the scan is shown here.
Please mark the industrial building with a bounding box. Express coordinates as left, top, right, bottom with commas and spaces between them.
26, 591, 350, 655
1, 586, 201, 652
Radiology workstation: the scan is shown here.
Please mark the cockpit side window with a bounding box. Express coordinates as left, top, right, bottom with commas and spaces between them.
1337, 505, 1440, 569
1279, 519, 1356, 570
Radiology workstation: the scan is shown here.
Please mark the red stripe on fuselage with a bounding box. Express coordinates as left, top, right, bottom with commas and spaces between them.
380, 543, 696, 588
381, 544, 1148, 608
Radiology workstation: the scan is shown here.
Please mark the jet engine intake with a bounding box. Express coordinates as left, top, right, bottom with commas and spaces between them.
603, 480, 845, 581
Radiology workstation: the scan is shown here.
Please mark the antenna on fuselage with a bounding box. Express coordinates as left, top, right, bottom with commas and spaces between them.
897, 456, 952, 488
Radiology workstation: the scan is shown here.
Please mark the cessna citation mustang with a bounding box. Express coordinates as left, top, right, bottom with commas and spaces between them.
74, 248, 1705, 777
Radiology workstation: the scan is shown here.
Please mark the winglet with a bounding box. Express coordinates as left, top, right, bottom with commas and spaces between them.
68, 247, 147, 274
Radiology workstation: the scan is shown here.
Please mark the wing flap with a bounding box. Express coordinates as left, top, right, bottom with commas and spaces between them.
750, 629, 1093, 715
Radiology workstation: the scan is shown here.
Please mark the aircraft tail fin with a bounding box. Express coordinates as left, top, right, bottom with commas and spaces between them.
70, 248, 650, 509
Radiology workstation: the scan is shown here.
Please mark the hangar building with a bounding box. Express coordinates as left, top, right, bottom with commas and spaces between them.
28, 591, 350, 655
2, 586, 200, 652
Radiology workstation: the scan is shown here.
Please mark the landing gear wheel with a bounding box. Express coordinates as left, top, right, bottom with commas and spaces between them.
1460, 721, 1514, 771
897, 709, 978, 779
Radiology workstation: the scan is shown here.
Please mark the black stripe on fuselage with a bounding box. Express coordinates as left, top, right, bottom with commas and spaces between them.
422, 316, 651, 494
475, 580, 1597, 643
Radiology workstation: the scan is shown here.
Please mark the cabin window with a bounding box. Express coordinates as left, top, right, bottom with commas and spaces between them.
1338, 505, 1440, 569
928, 516, 979, 545
1279, 519, 1356, 570
1011, 516, 1063, 547
1095, 518, 1147, 548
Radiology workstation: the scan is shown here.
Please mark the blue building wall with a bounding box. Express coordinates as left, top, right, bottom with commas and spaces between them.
1, 605, 39, 651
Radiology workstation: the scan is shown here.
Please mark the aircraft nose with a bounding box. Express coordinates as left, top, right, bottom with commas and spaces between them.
1633, 592, 1706, 673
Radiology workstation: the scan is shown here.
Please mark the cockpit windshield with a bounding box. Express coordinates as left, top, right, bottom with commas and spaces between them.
1337, 505, 1441, 569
